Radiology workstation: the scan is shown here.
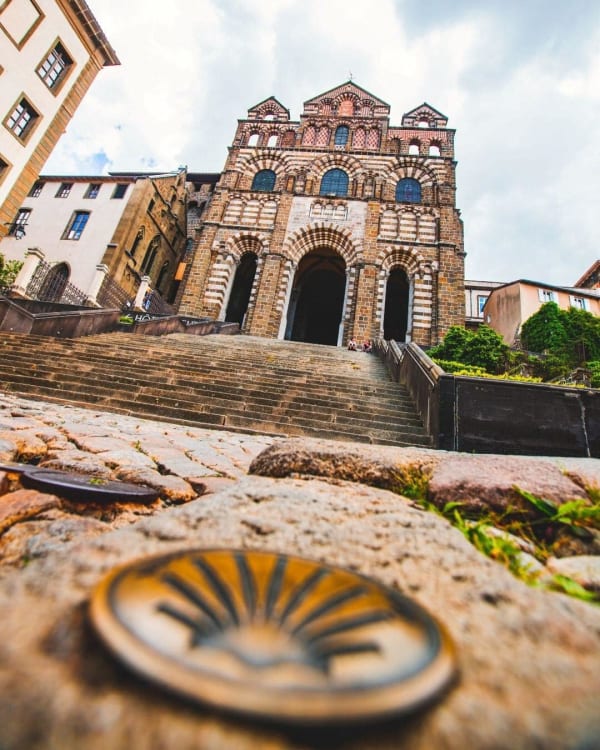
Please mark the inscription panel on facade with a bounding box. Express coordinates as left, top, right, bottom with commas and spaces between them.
286, 196, 367, 241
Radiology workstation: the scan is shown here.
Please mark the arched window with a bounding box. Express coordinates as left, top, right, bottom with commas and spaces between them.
320, 168, 349, 197
395, 178, 422, 204
247, 133, 259, 146
251, 169, 276, 192
267, 134, 278, 147
334, 125, 349, 146
429, 143, 441, 157
141, 236, 160, 274
408, 140, 420, 156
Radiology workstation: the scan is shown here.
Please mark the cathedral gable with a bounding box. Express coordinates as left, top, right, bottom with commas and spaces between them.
247, 97, 290, 121
302, 81, 390, 119
401, 103, 448, 128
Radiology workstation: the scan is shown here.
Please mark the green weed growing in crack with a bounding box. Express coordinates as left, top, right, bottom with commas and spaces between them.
514, 487, 600, 537
389, 467, 430, 501
413, 495, 599, 604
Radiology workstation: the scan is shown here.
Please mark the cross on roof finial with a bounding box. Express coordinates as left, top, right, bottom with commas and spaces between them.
349, 71, 353, 81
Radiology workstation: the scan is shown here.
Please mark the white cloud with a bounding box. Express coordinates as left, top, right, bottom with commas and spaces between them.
44, 0, 600, 286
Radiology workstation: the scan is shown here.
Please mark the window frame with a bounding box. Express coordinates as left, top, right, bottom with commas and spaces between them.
395, 178, 422, 204
334, 125, 349, 146
569, 295, 590, 311
28, 180, 44, 197
55, 182, 73, 198
4, 94, 41, 144
0, 153, 12, 186
251, 169, 276, 192
319, 168, 349, 197
8, 207, 31, 236
36, 38, 74, 94
63, 210, 90, 241
111, 183, 128, 199
84, 183, 101, 199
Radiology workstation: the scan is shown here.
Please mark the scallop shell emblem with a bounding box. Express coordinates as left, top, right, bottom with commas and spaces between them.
90, 549, 457, 724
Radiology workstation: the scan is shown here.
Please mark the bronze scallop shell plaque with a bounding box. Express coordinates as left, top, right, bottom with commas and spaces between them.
90, 549, 457, 725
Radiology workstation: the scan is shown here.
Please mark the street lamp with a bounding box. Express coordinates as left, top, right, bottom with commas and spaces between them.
4, 222, 27, 239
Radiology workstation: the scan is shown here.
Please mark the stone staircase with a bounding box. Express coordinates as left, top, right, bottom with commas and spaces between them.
0, 332, 431, 447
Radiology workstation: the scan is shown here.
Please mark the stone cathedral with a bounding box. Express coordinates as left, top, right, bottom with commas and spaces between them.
178, 81, 465, 346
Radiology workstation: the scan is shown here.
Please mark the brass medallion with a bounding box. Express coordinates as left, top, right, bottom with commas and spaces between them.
90, 549, 457, 724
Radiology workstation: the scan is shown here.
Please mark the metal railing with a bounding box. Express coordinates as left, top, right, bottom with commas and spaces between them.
97, 273, 132, 310
142, 290, 175, 316
26, 260, 90, 306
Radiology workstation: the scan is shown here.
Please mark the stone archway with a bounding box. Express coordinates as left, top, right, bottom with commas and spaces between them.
285, 248, 346, 345
225, 253, 257, 326
383, 267, 410, 341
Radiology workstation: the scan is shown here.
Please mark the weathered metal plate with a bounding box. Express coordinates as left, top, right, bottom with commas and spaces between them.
0, 462, 41, 475
90, 548, 457, 725
21, 469, 158, 504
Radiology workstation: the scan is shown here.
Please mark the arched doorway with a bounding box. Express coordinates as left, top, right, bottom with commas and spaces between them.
285, 248, 346, 345
383, 268, 410, 341
225, 253, 257, 326
39, 263, 69, 302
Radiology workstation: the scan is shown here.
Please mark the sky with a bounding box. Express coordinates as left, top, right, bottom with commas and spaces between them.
44, 0, 600, 286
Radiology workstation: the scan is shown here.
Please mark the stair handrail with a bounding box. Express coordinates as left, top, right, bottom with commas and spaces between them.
373, 338, 445, 446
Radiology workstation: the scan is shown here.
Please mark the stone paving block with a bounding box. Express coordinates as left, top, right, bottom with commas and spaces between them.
0, 476, 599, 749
0, 489, 61, 534
0, 436, 17, 461
114, 467, 197, 503
427, 454, 589, 515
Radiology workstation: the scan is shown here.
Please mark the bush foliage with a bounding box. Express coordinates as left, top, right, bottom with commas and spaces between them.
0, 253, 22, 288
521, 302, 600, 366
428, 325, 509, 373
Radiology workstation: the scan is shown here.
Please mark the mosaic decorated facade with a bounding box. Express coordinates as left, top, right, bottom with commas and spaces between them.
178, 81, 465, 346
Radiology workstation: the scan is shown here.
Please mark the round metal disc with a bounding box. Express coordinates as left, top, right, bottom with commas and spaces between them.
90, 548, 457, 725
21, 469, 158, 504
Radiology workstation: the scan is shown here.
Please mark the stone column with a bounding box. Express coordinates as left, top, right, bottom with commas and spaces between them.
351, 262, 378, 342
411, 263, 434, 346
203, 253, 235, 321
11, 248, 45, 297
134, 276, 151, 311
86, 264, 109, 307
276, 258, 296, 339
247, 254, 284, 337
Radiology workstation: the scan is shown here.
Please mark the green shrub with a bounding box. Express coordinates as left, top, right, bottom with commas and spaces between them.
588, 361, 600, 388
429, 325, 508, 373
0, 253, 22, 288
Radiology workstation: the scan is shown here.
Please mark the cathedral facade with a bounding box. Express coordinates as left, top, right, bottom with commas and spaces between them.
178, 82, 465, 346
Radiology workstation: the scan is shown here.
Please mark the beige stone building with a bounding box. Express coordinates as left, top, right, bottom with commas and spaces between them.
1, 170, 187, 307
0, 0, 119, 238
484, 279, 600, 346
178, 82, 465, 346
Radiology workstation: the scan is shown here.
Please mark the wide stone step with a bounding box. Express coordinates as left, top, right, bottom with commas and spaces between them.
0, 332, 431, 447
1, 343, 399, 393
0, 369, 422, 430
0, 361, 415, 414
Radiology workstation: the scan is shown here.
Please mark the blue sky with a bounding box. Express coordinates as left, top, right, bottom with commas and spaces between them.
44, 0, 600, 286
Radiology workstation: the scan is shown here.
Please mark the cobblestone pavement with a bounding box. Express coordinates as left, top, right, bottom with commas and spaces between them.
0, 392, 275, 564
1, 392, 600, 749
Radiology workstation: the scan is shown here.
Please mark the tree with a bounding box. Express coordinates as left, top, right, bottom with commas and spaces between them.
0, 253, 22, 289
520, 302, 568, 353
521, 302, 600, 366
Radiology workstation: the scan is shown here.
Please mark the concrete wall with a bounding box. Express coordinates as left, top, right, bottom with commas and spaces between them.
379, 341, 600, 458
